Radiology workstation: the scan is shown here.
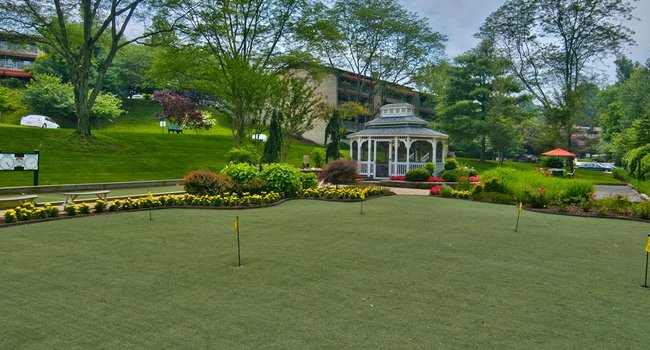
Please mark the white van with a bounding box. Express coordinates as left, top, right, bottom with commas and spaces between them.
20, 115, 60, 129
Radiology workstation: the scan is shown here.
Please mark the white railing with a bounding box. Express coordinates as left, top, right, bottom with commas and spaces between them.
390, 161, 445, 176
358, 163, 370, 175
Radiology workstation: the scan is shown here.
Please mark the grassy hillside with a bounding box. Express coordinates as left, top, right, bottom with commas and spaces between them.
459, 157, 622, 185
0, 99, 325, 187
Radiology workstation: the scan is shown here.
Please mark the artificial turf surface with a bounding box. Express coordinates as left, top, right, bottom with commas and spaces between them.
1, 196, 649, 348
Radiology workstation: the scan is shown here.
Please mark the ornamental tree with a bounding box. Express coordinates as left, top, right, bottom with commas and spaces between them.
152, 90, 210, 132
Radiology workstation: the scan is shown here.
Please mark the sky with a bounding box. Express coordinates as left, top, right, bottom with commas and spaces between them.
397, 0, 650, 84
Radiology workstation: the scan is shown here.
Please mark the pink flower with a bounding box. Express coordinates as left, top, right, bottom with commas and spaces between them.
429, 185, 442, 196
589, 193, 596, 199
427, 176, 444, 182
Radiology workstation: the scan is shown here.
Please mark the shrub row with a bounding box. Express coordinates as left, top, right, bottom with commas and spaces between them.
183, 163, 319, 198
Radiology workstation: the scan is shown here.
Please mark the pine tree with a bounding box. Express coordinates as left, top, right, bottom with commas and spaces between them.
262, 110, 283, 164
325, 110, 341, 162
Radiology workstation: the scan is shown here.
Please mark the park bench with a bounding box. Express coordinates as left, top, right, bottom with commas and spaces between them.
61, 190, 110, 205
0, 194, 38, 208
167, 124, 183, 134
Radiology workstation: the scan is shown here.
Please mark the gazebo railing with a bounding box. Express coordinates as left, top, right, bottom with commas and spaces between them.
391, 161, 445, 176
358, 162, 370, 175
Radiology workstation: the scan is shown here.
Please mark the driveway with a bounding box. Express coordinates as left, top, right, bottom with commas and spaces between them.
594, 185, 645, 202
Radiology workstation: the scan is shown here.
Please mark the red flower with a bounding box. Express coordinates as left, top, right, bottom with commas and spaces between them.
390, 175, 406, 181
429, 185, 442, 196
538, 187, 545, 192
427, 176, 444, 182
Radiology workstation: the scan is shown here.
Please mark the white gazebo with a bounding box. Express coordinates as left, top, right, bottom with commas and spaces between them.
348, 103, 448, 179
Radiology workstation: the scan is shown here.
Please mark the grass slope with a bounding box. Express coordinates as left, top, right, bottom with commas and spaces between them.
1, 197, 649, 348
0, 100, 323, 186
459, 157, 622, 185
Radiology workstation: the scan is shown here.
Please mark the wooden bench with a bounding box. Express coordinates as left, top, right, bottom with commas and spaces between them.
0, 194, 38, 208
167, 124, 183, 134
61, 190, 110, 205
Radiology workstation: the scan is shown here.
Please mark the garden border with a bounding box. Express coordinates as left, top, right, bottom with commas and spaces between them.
0, 194, 392, 228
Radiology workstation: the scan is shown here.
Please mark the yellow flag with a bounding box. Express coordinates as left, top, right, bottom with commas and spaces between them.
232, 217, 239, 233
645, 236, 650, 253
519, 202, 523, 212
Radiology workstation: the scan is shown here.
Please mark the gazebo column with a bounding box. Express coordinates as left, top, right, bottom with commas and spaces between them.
432, 139, 437, 164
405, 138, 412, 172
367, 138, 372, 177
394, 137, 399, 175
357, 139, 362, 173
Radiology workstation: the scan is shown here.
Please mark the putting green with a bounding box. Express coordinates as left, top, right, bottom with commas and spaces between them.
1, 196, 648, 348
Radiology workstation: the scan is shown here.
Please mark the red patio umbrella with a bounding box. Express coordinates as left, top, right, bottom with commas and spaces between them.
541, 148, 576, 157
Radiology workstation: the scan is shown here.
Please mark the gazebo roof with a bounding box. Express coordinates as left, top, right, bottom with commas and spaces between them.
348, 102, 447, 139
349, 127, 448, 138
365, 115, 428, 127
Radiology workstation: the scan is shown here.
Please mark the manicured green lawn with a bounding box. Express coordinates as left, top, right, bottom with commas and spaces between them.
0, 125, 321, 187
1, 196, 648, 348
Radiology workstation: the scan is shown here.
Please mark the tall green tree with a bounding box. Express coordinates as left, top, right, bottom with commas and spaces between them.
0, 86, 18, 123
170, 0, 305, 147
262, 111, 283, 164
298, 0, 446, 114
479, 0, 637, 154
274, 74, 328, 162
437, 40, 528, 162
325, 110, 341, 162
0, 0, 172, 138
598, 59, 650, 162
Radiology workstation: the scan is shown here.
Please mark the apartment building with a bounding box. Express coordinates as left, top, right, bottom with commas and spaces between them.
0, 33, 40, 80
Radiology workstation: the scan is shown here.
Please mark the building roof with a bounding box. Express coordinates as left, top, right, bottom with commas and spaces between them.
349, 103, 448, 139
348, 127, 448, 138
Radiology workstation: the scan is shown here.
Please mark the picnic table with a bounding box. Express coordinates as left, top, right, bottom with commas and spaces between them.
61, 190, 110, 204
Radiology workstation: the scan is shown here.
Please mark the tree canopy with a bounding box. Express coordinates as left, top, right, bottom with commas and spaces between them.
0, 0, 172, 137
478, 0, 637, 153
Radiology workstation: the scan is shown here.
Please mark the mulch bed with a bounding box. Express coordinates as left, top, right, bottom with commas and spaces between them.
527, 205, 649, 222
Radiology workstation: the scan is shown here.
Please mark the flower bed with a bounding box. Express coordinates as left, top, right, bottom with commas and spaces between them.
2, 187, 392, 225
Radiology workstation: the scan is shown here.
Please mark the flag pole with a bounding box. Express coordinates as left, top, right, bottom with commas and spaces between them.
515, 202, 522, 232
236, 216, 241, 268
643, 251, 648, 288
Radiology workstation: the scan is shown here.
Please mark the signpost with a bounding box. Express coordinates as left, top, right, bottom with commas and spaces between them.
0, 150, 40, 186
160, 120, 166, 134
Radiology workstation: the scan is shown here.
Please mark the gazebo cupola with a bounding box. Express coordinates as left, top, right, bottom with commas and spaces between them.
348, 103, 448, 179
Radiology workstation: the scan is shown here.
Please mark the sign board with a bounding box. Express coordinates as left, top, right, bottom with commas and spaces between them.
160, 121, 167, 127
0, 152, 39, 171
0, 151, 40, 186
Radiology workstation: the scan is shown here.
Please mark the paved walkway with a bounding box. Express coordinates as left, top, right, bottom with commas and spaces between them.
387, 185, 647, 201
594, 185, 645, 202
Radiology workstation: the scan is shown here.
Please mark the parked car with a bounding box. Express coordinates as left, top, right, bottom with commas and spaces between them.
577, 162, 613, 172
130, 94, 145, 99
20, 115, 60, 129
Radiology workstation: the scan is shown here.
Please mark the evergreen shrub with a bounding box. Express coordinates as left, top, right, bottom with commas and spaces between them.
183, 170, 235, 196
228, 146, 259, 164
260, 163, 303, 196
405, 168, 431, 182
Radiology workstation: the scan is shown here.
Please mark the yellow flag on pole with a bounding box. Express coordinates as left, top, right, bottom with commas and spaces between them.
519, 202, 523, 212
232, 217, 239, 233
645, 236, 650, 253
